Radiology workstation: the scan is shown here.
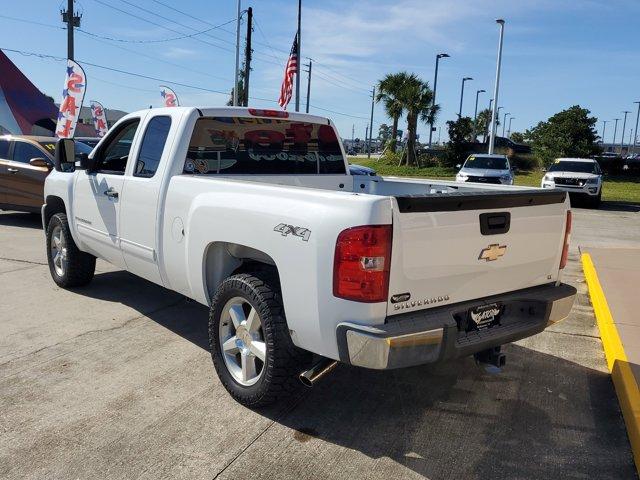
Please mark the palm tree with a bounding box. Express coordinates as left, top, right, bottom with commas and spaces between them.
376, 72, 409, 152
396, 74, 438, 166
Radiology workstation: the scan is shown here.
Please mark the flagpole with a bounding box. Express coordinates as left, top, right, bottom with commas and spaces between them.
295, 0, 301, 112
233, 0, 241, 106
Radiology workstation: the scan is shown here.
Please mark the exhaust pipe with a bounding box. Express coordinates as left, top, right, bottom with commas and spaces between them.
299, 358, 338, 387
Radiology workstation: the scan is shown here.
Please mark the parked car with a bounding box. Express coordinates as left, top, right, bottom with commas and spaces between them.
42, 107, 576, 407
75, 136, 101, 148
0, 135, 93, 213
541, 158, 603, 207
456, 154, 514, 185
348, 163, 377, 176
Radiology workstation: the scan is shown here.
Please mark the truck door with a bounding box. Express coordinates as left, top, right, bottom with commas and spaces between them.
118, 115, 173, 285
73, 118, 141, 268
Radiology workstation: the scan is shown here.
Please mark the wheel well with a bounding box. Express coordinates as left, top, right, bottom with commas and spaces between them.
203, 242, 280, 301
43, 196, 66, 229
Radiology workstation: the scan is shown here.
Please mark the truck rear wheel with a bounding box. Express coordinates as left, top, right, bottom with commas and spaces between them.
46, 213, 96, 288
209, 272, 310, 407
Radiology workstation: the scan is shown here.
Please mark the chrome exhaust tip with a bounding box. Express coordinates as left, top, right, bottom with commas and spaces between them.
299, 358, 338, 387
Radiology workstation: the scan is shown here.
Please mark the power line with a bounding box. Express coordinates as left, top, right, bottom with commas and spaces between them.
0, 13, 64, 30
77, 18, 236, 44
313, 70, 371, 96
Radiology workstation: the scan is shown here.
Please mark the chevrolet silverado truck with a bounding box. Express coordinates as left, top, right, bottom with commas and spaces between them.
42, 107, 576, 407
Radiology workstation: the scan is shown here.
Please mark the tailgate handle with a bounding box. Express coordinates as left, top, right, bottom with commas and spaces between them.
480, 212, 510, 235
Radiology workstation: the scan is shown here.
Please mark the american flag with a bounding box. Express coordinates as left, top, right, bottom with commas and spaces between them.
278, 35, 298, 109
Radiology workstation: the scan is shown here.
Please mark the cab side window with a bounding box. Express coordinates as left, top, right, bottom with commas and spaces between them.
0, 139, 9, 159
12, 142, 45, 164
134, 116, 171, 178
94, 119, 140, 175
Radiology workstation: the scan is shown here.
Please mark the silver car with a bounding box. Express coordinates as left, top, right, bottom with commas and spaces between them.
541, 158, 602, 207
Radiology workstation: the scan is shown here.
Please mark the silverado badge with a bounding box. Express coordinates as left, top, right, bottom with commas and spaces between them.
478, 244, 507, 262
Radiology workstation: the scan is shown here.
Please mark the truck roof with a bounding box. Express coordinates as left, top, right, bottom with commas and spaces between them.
555, 158, 596, 163
142, 106, 332, 125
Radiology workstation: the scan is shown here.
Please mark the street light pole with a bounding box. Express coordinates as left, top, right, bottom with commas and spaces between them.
507, 116, 514, 138
483, 98, 493, 143
428, 53, 449, 148
368, 86, 375, 158
621, 110, 631, 153
502, 111, 510, 138
488, 19, 505, 154
472, 89, 485, 141
634, 102, 640, 154
612, 118, 620, 150
458, 77, 472, 118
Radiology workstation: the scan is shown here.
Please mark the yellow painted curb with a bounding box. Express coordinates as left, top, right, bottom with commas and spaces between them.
582, 253, 640, 474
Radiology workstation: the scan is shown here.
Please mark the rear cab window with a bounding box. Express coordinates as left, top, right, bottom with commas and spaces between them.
184, 116, 346, 175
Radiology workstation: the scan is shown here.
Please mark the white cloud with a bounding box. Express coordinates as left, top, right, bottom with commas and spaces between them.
163, 47, 198, 59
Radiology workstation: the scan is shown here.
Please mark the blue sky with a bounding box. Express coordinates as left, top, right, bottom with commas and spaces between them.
1, 0, 639, 143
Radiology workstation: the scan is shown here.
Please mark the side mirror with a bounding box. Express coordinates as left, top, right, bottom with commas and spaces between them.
53, 138, 75, 172
541, 168, 547, 172
29, 157, 50, 168
456, 164, 461, 169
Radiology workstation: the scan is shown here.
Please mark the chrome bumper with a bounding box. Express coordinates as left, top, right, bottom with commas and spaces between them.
336, 283, 576, 370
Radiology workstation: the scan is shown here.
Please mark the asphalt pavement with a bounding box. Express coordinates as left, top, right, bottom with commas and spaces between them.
0, 205, 637, 480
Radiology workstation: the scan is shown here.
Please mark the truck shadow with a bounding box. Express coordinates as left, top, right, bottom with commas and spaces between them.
75, 269, 635, 480
0, 211, 42, 229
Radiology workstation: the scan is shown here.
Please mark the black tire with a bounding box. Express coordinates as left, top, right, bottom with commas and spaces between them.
46, 213, 96, 288
209, 272, 311, 407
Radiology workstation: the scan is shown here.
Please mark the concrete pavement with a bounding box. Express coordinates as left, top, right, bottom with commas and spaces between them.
0, 208, 637, 479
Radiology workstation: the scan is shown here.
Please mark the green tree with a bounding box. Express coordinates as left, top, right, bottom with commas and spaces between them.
510, 131, 525, 143
474, 108, 500, 143
376, 72, 408, 152
525, 105, 600, 166
378, 123, 391, 144
444, 116, 474, 166
398, 74, 439, 165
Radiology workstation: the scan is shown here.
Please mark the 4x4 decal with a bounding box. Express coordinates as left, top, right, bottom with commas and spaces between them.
274, 223, 311, 242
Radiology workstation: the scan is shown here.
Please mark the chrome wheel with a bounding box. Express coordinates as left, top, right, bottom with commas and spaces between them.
50, 225, 67, 277
218, 297, 267, 386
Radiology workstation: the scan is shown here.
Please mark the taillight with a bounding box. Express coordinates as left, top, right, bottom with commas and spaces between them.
333, 225, 392, 302
559, 210, 572, 269
248, 108, 289, 118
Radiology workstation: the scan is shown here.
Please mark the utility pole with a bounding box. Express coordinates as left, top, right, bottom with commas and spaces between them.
368, 86, 375, 158
601, 120, 608, 149
488, 19, 505, 154
428, 53, 449, 148
507, 117, 514, 138
295, 0, 302, 112
472, 89, 485, 141
303, 60, 312, 113
61, 0, 81, 61
352, 124, 355, 143
365, 124, 369, 154
621, 110, 631, 153
632, 102, 640, 154
242, 6, 252, 106
233, 0, 241, 106
612, 118, 620, 151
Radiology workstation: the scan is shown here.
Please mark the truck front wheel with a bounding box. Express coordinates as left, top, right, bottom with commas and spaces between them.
46, 213, 96, 288
209, 272, 310, 407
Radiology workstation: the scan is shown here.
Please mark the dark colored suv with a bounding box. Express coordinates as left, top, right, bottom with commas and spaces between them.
0, 135, 93, 213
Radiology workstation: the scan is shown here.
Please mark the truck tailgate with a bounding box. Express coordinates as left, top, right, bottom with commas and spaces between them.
387, 190, 569, 315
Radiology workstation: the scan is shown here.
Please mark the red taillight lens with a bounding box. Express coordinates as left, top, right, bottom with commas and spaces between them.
559, 210, 572, 269
333, 225, 392, 303
248, 108, 289, 118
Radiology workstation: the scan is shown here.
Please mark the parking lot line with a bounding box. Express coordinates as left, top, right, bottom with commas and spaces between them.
582, 253, 640, 474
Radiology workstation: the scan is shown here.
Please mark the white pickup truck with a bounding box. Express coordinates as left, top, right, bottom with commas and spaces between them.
43, 107, 576, 407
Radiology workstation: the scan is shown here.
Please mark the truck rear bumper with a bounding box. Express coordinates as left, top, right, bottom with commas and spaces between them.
336, 282, 576, 370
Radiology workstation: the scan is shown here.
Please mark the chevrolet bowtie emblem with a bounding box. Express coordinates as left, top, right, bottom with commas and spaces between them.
479, 243, 507, 262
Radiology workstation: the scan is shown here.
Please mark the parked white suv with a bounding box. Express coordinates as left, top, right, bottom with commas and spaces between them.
456, 154, 514, 185
541, 158, 602, 207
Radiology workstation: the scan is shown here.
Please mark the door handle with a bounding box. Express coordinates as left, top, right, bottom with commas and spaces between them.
104, 187, 119, 199
7, 167, 18, 173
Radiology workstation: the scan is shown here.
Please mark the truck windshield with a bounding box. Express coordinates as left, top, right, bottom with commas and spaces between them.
464, 156, 509, 170
548, 161, 598, 174
185, 116, 346, 175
